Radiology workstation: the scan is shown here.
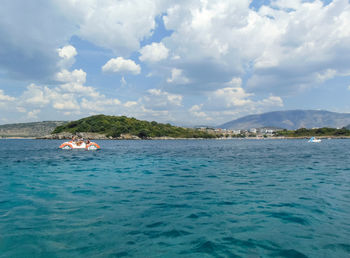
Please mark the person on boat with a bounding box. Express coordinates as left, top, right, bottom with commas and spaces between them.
76, 137, 84, 146
85, 139, 91, 145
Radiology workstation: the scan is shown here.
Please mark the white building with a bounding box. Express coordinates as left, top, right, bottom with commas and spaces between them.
249, 128, 257, 133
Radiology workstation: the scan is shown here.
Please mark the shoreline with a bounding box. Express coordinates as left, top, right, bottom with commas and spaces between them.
1, 136, 350, 140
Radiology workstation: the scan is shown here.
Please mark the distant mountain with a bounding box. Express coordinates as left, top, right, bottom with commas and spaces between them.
219, 110, 350, 130
0, 121, 67, 137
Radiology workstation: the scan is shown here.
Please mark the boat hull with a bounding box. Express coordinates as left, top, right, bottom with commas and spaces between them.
59, 141, 100, 150
309, 139, 321, 143
308, 137, 321, 143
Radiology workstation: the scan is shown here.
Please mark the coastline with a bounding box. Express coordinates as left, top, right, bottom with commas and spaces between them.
0, 137, 37, 139
2, 135, 350, 140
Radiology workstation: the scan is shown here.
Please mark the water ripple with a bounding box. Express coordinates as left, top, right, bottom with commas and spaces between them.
0, 139, 349, 257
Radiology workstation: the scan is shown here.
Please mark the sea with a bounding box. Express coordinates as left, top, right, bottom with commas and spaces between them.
0, 139, 349, 257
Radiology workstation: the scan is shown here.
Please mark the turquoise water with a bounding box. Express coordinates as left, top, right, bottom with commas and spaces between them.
0, 139, 349, 257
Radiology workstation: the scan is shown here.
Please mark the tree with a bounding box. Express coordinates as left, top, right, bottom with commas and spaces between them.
138, 129, 150, 139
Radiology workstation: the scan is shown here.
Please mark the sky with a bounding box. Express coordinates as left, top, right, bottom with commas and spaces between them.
0, 0, 350, 126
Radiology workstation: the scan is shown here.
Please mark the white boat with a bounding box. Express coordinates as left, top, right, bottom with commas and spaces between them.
308, 137, 321, 143
59, 140, 100, 150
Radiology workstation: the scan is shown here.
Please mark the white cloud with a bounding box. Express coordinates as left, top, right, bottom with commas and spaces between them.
316, 69, 337, 83
189, 104, 209, 119
0, 20, 132, 122
124, 101, 138, 108
52, 94, 80, 110
0, 1, 162, 82
139, 42, 169, 62
20, 82, 122, 114
189, 104, 201, 112
27, 109, 41, 119
20, 64, 122, 114
22, 84, 50, 106
0, 90, 16, 101
142, 88, 183, 110
2, 0, 350, 96
1, 45, 126, 122
56, 0, 161, 55
56, 69, 86, 84
0, 89, 16, 109
213, 87, 253, 108
57, 45, 77, 61
248, 0, 350, 91
81, 97, 121, 112
159, 0, 350, 95
210, 77, 253, 107
56, 69, 103, 98
0, 1, 76, 81
102, 57, 141, 74
2, 0, 350, 125
227, 77, 243, 88
22, 84, 78, 110
258, 95, 283, 107
16, 107, 26, 113
193, 77, 285, 123
190, 91, 284, 124
121, 76, 127, 86
167, 68, 190, 84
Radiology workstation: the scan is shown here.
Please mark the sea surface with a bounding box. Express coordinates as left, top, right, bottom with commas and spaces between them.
0, 139, 349, 257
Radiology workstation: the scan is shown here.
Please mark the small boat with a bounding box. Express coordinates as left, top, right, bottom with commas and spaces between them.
308, 137, 321, 143
59, 140, 100, 150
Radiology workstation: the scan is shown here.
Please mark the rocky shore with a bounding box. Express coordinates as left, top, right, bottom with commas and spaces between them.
8, 133, 350, 140
38, 132, 141, 140
37, 133, 213, 140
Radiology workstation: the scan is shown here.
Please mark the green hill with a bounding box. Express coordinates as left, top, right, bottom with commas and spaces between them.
52, 115, 216, 139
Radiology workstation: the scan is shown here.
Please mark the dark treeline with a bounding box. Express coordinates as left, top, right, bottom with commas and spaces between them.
275, 127, 350, 137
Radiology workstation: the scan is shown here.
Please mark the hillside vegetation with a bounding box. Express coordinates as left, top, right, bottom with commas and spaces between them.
275, 127, 350, 137
52, 115, 216, 139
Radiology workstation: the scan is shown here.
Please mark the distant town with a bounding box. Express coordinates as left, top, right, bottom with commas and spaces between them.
196, 127, 281, 138
196, 126, 350, 138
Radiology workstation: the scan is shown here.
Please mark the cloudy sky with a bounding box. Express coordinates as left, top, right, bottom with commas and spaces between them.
1, 0, 350, 126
